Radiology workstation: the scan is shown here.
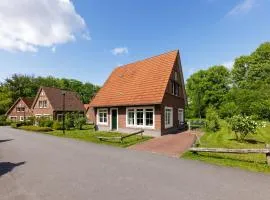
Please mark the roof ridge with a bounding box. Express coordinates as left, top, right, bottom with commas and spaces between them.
117, 49, 179, 68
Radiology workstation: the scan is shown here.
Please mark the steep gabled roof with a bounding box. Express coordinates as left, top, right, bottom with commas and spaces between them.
32, 87, 85, 112
5, 97, 34, 115
90, 50, 180, 107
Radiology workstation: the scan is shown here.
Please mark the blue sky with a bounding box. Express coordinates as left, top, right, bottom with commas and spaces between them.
0, 0, 269, 85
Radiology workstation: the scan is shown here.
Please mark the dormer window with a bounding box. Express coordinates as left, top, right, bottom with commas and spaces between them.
174, 71, 178, 81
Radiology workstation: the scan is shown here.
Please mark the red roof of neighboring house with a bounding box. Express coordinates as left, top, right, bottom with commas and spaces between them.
21, 97, 35, 108
84, 104, 90, 111
90, 50, 179, 107
5, 97, 35, 115
32, 87, 85, 112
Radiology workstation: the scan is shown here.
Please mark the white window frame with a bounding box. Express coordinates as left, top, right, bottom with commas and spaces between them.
35, 114, 42, 118
126, 107, 155, 129
165, 106, 173, 129
110, 108, 118, 130
97, 108, 108, 125
9, 116, 17, 121
20, 116, 24, 121
178, 108, 184, 124
38, 100, 48, 108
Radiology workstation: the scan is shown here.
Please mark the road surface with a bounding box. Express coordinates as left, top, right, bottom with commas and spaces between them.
0, 126, 269, 200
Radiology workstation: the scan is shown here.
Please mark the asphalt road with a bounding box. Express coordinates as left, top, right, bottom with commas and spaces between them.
0, 126, 269, 200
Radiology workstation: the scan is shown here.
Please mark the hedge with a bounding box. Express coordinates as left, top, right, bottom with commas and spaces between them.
19, 126, 53, 132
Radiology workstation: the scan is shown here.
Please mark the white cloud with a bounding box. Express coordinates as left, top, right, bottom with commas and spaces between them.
222, 60, 235, 69
0, 0, 89, 52
111, 47, 128, 56
227, 0, 257, 16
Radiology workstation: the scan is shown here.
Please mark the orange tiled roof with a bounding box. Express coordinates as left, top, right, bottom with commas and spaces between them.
90, 50, 179, 107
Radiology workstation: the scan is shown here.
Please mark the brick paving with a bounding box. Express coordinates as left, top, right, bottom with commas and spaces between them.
129, 131, 198, 157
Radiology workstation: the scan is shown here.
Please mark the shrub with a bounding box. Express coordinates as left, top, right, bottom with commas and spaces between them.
52, 121, 63, 130
219, 102, 239, 119
38, 117, 53, 128
19, 126, 53, 132
10, 121, 25, 128
205, 106, 220, 132
74, 117, 86, 130
65, 113, 74, 130
0, 115, 10, 126
228, 115, 265, 141
27, 116, 35, 126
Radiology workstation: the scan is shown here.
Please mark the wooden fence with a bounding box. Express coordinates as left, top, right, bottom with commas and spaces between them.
189, 144, 270, 166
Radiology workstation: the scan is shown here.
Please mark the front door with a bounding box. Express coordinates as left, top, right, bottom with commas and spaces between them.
111, 109, 118, 130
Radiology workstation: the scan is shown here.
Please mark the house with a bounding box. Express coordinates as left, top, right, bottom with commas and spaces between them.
89, 50, 187, 137
31, 87, 85, 120
5, 97, 34, 121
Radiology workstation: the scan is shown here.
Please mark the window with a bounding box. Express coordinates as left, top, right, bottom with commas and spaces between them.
38, 100, 47, 108
174, 71, 178, 81
20, 116, 24, 121
126, 107, 154, 128
145, 109, 153, 126
136, 109, 144, 126
97, 108, 108, 125
127, 109, 135, 125
10, 116, 17, 121
16, 107, 25, 112
178, 109, 184, 124
57, 114, 63, 121
165, 107, 173, 128
171, 81, 179, 96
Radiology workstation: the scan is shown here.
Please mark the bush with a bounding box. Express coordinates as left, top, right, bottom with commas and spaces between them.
52, 121, 63, 130
65, 113, 74, 130
219, 102, 239, 119
228, 115, 265, 141
10, 121, 25, 128
74, 117, 86, 130
38, 117, 53, 128
0, 115, 10, 126
19, 126, 53, 132
205, 106, 220, 132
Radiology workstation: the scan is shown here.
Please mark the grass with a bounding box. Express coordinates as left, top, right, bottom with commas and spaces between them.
18, 125, 152, 148
182, 120, 270, 173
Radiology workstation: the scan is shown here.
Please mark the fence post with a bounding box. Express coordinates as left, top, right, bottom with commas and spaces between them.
266, 144, 270, 166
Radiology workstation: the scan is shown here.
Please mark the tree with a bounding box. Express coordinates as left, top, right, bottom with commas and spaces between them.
186, 66, 230, 118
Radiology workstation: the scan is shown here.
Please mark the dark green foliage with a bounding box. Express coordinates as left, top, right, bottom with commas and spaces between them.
10, 121, 25, 128
186, 42, 270, 121
37, 117, 53, 128
205, 106, 220, 132
19, 126, 53, 132
0, 115, 10, 126
0, 74, 100, 115
186, 66, 230, 118
52, 121, 63, 130
74, 116, 87, 130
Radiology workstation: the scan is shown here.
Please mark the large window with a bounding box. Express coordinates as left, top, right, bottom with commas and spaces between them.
165, 107, 173, 128
97, 108, 108, 125
38, 100, 47, 108
126, 107, 154, 128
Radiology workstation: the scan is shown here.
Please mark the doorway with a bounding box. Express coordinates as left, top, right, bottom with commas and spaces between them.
111, 108, 118, 130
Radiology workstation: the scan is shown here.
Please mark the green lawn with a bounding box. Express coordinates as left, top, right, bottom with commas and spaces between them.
19, 125, 151, 148
182, 121, 270, 173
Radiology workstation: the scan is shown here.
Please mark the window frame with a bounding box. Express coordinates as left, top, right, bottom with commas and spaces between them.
126, 107, 155, 129
97, 108, 108, 125
178, 108, 184, 124
165, 106, 173, 129
20, 116, 24, 121
38, 100, 48, 108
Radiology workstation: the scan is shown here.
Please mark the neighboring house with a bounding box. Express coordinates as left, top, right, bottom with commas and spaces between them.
85, 104, 95, 123
5, 97, 34, 121
31, 87, 85, 120
89, 50, 187, 137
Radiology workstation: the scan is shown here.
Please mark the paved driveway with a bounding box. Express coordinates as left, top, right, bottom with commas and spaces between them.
0, 127, 269, 200
129, 131, 197, 157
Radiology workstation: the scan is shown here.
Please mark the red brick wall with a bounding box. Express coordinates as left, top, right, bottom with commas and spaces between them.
95, 105, 161, 131
7, 99, 33, 121
161, 55, 186, 133
32, 89, 54, 117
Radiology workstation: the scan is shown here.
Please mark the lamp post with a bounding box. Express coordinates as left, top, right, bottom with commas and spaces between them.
62, 91, 66, 134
